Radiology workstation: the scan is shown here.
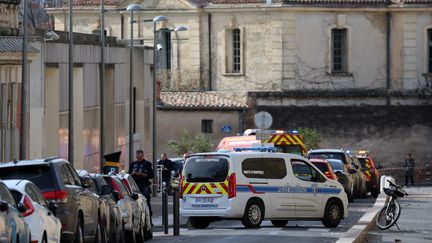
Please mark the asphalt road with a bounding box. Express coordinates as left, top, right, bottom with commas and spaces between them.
152, 197, 376, 243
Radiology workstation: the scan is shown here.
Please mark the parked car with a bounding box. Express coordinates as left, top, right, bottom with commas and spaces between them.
0, 158, 101, 242
88, 173, 125, 243
119, 173, 153, 241
4, 179, 62, 243
77, 170, 110, 243
349, 155, 368, 198
99, 174, 140, 242
308, 149, 366, 199
0, 180, 31, 243
309, 158, 338, 180
170, 157, 185, 178
0, 196, 12, 243
327, 159, 356, 203
356, 151, 380, 198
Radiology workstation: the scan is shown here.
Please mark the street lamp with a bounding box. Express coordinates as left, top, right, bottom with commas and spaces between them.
126, 3, 144, 165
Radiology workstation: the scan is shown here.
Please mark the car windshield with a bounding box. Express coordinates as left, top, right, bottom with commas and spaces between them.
0, 166, 55, 192
311, 162, 329, 173
328, 160, 343, 171
309, 152, 346, 163
183, 155, 229, 182
357, 158, 367, 168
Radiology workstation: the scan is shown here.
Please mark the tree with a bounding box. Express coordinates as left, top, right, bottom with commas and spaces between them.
167, 130, 213, 156
297, 127, 321, 150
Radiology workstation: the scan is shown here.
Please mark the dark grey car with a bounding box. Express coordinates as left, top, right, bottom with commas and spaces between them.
0, 158, 101, 243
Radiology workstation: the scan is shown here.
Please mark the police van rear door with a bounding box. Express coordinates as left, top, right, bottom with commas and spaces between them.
181, 155, 230, 209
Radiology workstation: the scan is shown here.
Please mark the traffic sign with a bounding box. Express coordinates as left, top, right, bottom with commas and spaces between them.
254, 111, 273, 129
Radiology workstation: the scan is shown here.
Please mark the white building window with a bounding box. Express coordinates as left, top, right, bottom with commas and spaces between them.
225, 28, 243, 74
428, 29, 432, 73
332, 28, 348, 73
201, 119, 213, 134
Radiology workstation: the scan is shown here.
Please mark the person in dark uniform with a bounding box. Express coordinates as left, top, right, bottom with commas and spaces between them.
129, 149, 154, 216
158, 153, 175, 195
404, 153, 415, 187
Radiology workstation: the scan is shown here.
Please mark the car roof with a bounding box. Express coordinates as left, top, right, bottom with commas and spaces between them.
0, 158, 68, 168
189, 151, 306, 161
309, 149, 345, 153
309, 158, 328, 163
2, 179, 29, 189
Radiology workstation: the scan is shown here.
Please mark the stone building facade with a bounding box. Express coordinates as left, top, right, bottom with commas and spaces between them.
47, 0, 432, 175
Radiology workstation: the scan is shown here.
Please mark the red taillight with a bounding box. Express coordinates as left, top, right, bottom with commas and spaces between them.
122, 178, 132, 193
324, 171, 337, 180
43, 190, 68, 203
111, 178, 124, 200
22, 195, 35, 217
179, 175, 184, 199
228, 173, 236, 199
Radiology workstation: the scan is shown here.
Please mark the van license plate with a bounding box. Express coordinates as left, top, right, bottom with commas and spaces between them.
195, 198, 214, 203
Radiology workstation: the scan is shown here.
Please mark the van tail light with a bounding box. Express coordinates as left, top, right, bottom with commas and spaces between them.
22, 195, 35, 217
122, 178, 132, 194
228, 173, 236, 199
111, 178, 124, 200
43, 190, 68, 203
179, 175, 184, 199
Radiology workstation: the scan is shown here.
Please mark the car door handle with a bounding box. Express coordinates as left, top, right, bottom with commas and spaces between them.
249, 181, 268, 185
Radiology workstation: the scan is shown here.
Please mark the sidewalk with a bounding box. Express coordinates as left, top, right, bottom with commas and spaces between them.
150, 194, 188, 230
366, 186, 432, 242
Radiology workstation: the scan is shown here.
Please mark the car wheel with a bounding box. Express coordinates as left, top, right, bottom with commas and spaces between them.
371, 187, 379, 198
41, 233, 47, 243
270, 220, 288, 227
241, 200, 264, 228
322, 200, 342, 228
74, 220, 84, 243
189, 217, 211, 229
143, 215, 153, 240
348, 184, 354, 203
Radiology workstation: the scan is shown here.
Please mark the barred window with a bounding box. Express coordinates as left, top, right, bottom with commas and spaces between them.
332, 28, 347, 73
233, 28, 241, 73
201, 120, 213, 134
428, 29, 432, 73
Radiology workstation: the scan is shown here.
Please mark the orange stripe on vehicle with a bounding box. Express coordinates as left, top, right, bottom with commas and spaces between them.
215, 183, 228, 194
292, 135, 304, 145
183, 183, 194, 194
191, 183, 202, 194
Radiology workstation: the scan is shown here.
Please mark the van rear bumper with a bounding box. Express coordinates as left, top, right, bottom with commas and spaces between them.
181, 208, 242, 218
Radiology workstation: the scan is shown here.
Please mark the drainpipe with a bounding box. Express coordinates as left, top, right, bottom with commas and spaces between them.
386, 12, 391, 105
208, 13, 212, 91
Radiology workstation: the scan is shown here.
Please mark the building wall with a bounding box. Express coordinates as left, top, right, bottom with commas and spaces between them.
156, 109, 242, 158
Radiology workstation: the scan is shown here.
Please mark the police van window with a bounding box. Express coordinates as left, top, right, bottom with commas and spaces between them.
184, 156, 229, 183
291, 160, 325, 182
242, 158, 287, 179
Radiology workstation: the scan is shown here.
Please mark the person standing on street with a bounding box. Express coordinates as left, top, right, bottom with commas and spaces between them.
129, 149, 154, 216
404, 153, 415, 187
158, 153, 175, 195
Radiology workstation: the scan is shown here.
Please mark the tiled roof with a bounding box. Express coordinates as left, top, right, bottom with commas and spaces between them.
160, 91, 248, 110
69, 0, 123, 7
206, 0, 432, 4
0, 38, 39, 53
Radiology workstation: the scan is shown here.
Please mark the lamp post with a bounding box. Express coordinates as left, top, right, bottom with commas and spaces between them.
68, 0, 74, 165
100, 0, 105, 172
126, 4, 143, 164
20, 0, 28, 160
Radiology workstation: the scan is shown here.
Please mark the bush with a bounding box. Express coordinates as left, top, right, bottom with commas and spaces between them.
167, 130, 213, 156
297, 127, 321, 150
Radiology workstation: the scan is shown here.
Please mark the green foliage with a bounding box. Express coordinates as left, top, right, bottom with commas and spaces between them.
297, 127, 321, 150
167, 130, 213, 156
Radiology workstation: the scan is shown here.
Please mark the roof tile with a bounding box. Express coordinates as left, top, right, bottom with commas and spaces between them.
160, 91, 247, 109
0, 38, 39, 53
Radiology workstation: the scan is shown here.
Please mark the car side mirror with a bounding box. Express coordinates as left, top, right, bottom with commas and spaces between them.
100, 185, 112, 195
48, 202, 58, 216
17, 203, 27, 213
349, 168, 357, 174
0, 201, 8, 212
112, 190, 120, 201
81, 177, 92, 188
132, 193, 139, 201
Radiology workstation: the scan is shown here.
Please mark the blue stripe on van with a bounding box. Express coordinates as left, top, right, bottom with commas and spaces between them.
236, 185, 341, 195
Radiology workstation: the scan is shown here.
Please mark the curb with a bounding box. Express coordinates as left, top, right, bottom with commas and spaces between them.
336, 193, 387, 243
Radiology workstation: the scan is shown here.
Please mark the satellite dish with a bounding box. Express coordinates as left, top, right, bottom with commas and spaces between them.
254, 111, 273, 129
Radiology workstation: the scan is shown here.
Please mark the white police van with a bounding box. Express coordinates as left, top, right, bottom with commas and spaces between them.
180, 150, 348, 228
